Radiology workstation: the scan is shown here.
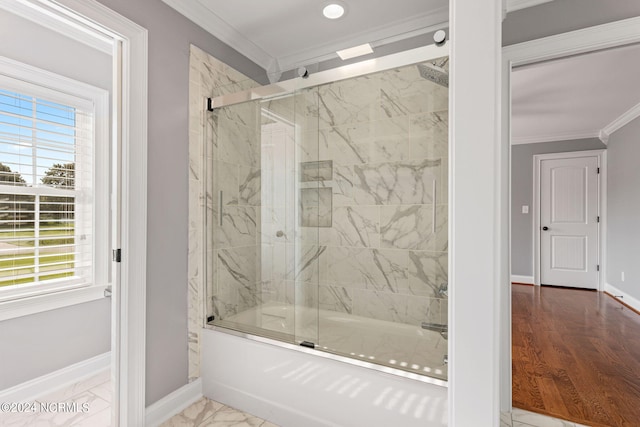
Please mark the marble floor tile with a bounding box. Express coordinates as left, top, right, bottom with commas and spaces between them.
501, 411, 513, 426
196, 404, 277, 427
510, 408, 586, 427
160, 398, 224, 427
0, 371, 112, 427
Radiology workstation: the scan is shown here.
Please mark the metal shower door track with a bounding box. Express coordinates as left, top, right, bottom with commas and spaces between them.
207, 42, 449, 110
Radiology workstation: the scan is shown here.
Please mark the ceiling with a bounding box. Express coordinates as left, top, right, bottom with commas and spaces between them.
511, 42, 640, 145
162, 0, 551, 76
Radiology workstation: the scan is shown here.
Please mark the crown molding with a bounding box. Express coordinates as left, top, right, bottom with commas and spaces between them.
161, 0, 274, 69
504, 15, 640, 67
601, 101, 640, 139
511, 130, 600, 145
0, 0, 113, 54
505, 0, 554, 13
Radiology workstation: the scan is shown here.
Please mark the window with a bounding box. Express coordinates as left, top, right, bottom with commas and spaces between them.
0, 57, 110, 311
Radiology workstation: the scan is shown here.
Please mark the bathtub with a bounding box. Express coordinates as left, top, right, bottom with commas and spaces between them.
216, 302, 448, 380
201, 303, 448, 427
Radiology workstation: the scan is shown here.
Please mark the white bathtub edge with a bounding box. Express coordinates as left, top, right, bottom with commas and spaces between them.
202, 328, 448, 427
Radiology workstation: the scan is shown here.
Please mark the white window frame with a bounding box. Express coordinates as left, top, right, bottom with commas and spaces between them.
0, 56, 110, 321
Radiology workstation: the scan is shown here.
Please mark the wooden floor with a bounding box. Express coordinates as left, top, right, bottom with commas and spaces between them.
512, 284, 640, 427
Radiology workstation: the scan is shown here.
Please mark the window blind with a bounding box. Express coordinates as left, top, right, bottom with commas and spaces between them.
0, 89, 93, 289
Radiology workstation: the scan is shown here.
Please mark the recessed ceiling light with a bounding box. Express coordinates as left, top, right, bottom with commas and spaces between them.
323, 3, 345, 19
336, 43, 373, 60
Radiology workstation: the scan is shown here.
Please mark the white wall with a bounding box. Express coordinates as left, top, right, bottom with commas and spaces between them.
0, 10, 112, 390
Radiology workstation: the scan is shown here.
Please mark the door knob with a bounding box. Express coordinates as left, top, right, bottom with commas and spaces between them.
542, 226, 549, 231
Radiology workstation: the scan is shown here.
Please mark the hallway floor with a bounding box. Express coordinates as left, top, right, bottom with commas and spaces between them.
512, 284, 640, 426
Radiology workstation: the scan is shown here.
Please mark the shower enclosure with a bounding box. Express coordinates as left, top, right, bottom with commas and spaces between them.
204, 48, 449, 382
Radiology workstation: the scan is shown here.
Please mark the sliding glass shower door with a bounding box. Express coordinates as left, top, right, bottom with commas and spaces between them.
205, 53, 449, 381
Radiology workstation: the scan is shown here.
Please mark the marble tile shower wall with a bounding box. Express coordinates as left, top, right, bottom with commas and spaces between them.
189, 47, 450, 380
188, 45, 260, 381
295, 65, 450, 328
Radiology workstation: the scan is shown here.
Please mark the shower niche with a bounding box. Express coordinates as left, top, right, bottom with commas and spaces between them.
204, 54, 449, 382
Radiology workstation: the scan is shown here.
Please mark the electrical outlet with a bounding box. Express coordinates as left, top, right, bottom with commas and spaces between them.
621, 271, 625, 282
522, 205, 529, 214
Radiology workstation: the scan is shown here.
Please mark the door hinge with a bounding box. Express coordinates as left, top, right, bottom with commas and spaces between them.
597, 265, 600, 271
597, 167, 600, 174
597, 216, 600, 223
112, 248, 121, 263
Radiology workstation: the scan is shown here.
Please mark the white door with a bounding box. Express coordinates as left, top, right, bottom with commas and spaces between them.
540, 155, 599, 289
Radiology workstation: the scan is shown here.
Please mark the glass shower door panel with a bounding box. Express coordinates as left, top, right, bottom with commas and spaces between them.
293, 87, 321, 348
312, 59, 450, 380
257, 96, 298, 341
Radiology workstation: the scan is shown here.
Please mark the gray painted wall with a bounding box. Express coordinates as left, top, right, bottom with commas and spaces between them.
606, 116, 640, 301
511, 139, 606, 277
503, 0, 640, 46
0, 300, 111, 389
0, 11, 112, 390
91, 0, 266, 406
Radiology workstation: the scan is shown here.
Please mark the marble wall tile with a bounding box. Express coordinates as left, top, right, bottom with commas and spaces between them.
260, 205, 295, 244
215, 246, 260, 318
406, 296, 442, 326
217, 247, 258, 290
238, 165, 260, 205
210, 108, 260, 168
215, 206, 257, 248
329, 205, 380, 248
406, 251, 448, 297
261, 96, 295, 126
352, 288, 408, 324
260, 242, 293, 284
410, 111, 448, 159
293, 87, 320, 135
380, 204, 447, 251
213, 160, 239, 206
351, 159, 441, 205
378, 64, 448, 119
319, 285, 353, 313
317, 73, 380, 129
324, 247, 407, 292
289, 245, 327, 283
332, 165, 356, 206
320, 117, 411, 166
260, 279, 294, 306
296, 130, 320, 164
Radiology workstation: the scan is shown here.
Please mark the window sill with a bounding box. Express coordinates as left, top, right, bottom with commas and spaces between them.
0, 284, 108, 322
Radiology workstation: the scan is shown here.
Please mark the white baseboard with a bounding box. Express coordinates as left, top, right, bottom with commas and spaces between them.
511, 275, 534, 284
0, 352, 110, 403
604, 283, 640, 313
145, 378, 203, 427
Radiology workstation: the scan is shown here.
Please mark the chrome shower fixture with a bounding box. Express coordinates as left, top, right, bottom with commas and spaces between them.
297, 66, 310, 79
417, 57, 449, 88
